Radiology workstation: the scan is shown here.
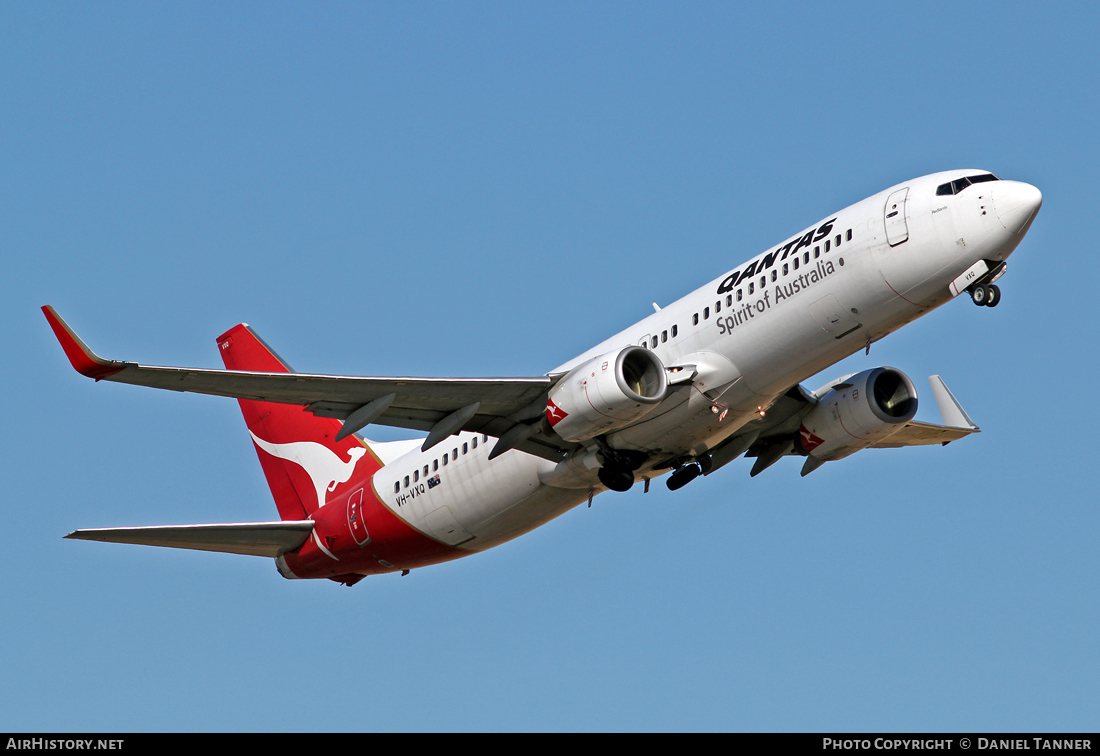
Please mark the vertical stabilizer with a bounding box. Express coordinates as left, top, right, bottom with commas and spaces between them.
216, 324, 383, 521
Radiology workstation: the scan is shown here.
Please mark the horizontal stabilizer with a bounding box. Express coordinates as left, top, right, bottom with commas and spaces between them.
64, 521, 315, 558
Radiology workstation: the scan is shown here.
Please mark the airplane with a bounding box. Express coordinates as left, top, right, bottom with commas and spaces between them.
43, 169, 1042, 586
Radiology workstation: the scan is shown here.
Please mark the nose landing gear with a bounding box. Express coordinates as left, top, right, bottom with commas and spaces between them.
970, 283, 1001, 308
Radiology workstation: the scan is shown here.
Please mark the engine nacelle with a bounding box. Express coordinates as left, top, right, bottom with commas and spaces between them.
546, 346, 668, 443
799, 367, 918, 461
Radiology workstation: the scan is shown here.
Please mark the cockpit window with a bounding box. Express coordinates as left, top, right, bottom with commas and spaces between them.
936, 173, 1000, 196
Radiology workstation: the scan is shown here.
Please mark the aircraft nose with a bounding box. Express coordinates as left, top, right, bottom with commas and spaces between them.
992, 180, 1042, 235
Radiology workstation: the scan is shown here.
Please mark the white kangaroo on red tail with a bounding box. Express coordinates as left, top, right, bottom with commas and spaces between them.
248, 431, 366, 512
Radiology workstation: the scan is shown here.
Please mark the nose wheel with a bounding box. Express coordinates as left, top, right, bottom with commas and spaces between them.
970, 284, 1001, 307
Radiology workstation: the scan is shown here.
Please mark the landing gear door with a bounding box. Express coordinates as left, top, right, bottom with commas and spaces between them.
885, 188, 910, 247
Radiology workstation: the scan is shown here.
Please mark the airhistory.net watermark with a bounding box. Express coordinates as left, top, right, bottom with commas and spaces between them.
6, 740, 122, 750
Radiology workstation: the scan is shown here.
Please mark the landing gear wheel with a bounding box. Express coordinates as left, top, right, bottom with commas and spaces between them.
985, 284, 1001, 307
970, 285, 988, 306
598, 465, 634, 492
666, 464, 702, 491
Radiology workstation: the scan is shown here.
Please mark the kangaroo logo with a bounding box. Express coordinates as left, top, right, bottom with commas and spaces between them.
249, 431, 366, 511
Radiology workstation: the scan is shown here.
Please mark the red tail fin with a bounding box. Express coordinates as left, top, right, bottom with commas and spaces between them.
216, 324, 382, 521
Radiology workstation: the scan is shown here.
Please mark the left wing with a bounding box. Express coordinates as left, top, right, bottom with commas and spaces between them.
868, 375, 979, 448
43, 306, 575, 461
702, 375, 979, 477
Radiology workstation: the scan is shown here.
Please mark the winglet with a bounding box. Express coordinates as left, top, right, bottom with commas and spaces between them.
928, 375, 978, 430
41, 306, 128, 380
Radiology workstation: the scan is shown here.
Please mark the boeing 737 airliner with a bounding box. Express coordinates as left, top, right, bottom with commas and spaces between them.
44, 169, 1042, 585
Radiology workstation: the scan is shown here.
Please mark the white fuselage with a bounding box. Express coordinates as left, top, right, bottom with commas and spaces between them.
370, 171, 1040, 552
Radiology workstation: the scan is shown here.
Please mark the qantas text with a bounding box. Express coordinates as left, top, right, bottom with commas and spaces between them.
717, 218, 836, 294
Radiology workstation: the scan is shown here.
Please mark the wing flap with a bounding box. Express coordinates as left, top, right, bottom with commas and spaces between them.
871, 421, 979, 448
64, 521, 316, 558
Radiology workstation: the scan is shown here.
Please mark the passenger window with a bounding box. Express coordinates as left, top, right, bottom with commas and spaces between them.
760, 276, 765, 289
672, 324, 678, 337
482, 434, 488, 443
803, 251, 809, 264
661, 330, 667, 343
715, 300, 721, 313
433, 460, 438, 471
471, 437, 478, 449
835, 235, 841, 247
737, 289, 743, 301
704, 307, 709, 320
814, 246, 820, 259
693, 313, 699, 325
771, 271, 777, 282
748, 282, 754, 294
423, 465, 429, 476
462, 442, 468, 455
394, 482, 400, 494
452, 449, 458, 461
846, 229, 853, 241
793, 257, 799, 270
403, 476, 409, 488
726, 295, 732, 307
825, 239, 831, 252
651, 336, 658, 348
782, 263, 788, 275
442, 454, 448, 466
414, 470, 419, 482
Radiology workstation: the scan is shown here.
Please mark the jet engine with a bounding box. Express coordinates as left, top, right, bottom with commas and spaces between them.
546, 346, 668, 443
799, 367, 918, 461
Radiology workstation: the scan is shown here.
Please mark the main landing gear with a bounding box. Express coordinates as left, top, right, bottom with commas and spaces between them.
662, 453, 711, 491
666, 463, 702, 491
597, 465, 635, 492
970, 283, 1001, 308
595, 441, 649, 493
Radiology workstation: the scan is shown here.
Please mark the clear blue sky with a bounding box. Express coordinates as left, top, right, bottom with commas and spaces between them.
3, 1, 1097, 732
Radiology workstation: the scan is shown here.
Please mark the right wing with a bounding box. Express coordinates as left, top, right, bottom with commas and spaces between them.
43, 306, 576, 462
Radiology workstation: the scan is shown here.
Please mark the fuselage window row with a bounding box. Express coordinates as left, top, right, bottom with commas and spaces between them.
727, 227, 851, 304
395, 434, 490, 493
642, 224, 854, 342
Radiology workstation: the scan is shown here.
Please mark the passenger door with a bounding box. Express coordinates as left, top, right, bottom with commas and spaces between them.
884, 188, 910, 246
